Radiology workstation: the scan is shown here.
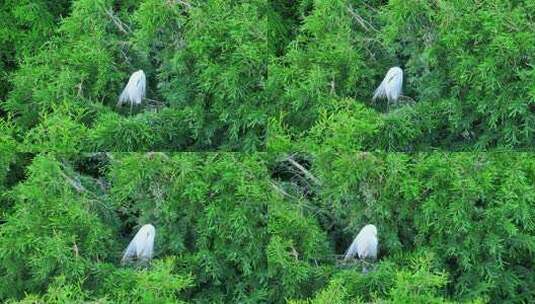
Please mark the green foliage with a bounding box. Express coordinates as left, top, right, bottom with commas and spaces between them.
2, 0, 535, 302
378, 0, 535, 148
159, 0, 267, 150
0, 121, 18, 192
107, 153, 269, 303
0, 153, 271, 303
2, 0, 266, 151
2, 153, 535, 302
267, 0, 372, 133
93, 258, 194, 303
3, 0, 534, 149
0, 0, 71, 98
89, 108, 197, 151
4, 0, 125, 128
0, 121, 20, 215
7, 276, 93, 304
7, 259, 193, 303
0, 155, 117, 298
267, 0, 535, 149
22, 108, 90, 153
267, 198, 331, 301
288, 254, 456, 304
267, 99, 383, 153
296, 152, 535, 302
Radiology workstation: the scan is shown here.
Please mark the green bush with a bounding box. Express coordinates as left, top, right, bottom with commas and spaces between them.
2, 0, 268, 151
7, 258, 193, 303
379, 0, 535, 148
267, 0, 535, 149
2, 0, 534, 149
107, 153, 270, 303
0, 153, 272, 303
158, 0, 267, 150
267, 198, 331, 301
288, 254, 458, 304
284, 152, 535, 302
2, 0, 535, 302
0, 0, 71, 99
0, 155, 117, 298
1, 153, 535, 302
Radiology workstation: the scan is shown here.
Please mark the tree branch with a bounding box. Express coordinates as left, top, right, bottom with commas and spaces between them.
286, 157, 321, 186
347, 6, 379, 33
270, 180, 296, 199
60, 170, 86, 193
173, 0, 192, 9
105, 8, 132, 35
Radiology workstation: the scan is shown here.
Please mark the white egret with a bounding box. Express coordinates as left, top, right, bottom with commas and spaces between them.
121, 224, 155, 265
117, 70, 146, 108
372, 67, 403, 104
344, 224, 378, 272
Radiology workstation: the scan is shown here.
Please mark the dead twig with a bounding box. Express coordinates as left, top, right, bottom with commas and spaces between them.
286, 157, 322, 186
144, 97, 167, 107
290, 246, 299, 261
270, 181, 296, 199
347, 6, 379, 33
61, 169, 114, 212
399, 95, 417, 105
330, 75, 336, 95
361, 2, 379, 13
73, 241, 79, 257
105, 8, 132, 35
173, 0, 192, 9
60, 170, 86, 193
146, 152, 170, 160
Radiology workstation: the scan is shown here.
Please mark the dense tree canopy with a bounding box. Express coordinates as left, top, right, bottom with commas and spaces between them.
1, 0, 534, 150
1, 0, 267, 151
1, 0, 535, 303
1, 152, 534, 302
268, 0, 535, 150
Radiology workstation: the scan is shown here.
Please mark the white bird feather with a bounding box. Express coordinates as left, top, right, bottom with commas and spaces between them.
372, 67, 403, 103
344, 224, 378, 262
121, 224, 155, 264
117, 70, 146, 107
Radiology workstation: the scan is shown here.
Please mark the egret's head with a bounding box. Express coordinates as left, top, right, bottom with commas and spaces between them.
140, 224, 155, 238
364, 224, 377, 236
389, 67, 402, 76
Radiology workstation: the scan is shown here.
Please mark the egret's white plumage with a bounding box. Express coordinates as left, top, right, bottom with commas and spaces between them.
344, 224, 378, 263
121, 224, 155, 264
117, 70, 146, 107
372, 67, 403, 103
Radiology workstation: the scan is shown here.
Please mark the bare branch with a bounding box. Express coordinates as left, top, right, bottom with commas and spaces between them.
146, 152, 170, 160
290, 246, 299, 261
270, 180, 296, 199
286, 157, 321, 186
105, 8, 132, 35
173, 0, 192, 9
347, 6, 379, 33
60, 170, 86, 193
73, 241, 79, 257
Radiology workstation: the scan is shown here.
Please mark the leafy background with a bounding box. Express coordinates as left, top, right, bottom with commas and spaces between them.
1, 152, 535, 303
1, 0, 535, 303
1, 0, 534, 151
268, 0, 535, 151
1, 0, 267, 152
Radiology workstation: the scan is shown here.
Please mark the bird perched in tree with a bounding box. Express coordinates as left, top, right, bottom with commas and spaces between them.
121, 224, 155, 265
344, 224, 378, 273
117, 70, 146, 109
372, 67, 403, 104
